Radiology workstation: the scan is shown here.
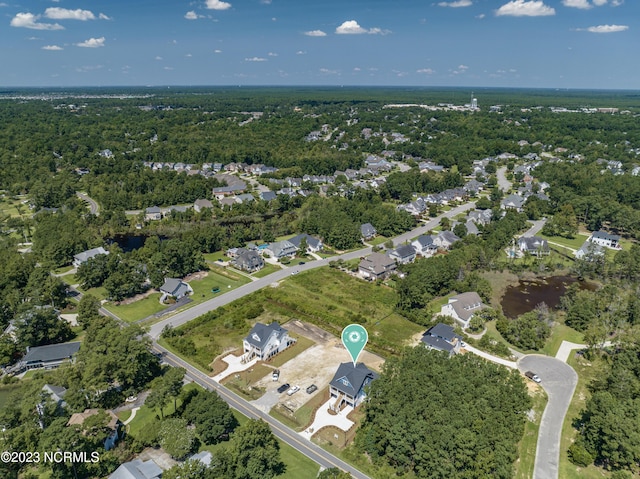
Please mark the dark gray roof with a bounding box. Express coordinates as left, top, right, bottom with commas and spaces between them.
392, 244, 416, 259
361, 223, 377, 237
260, 191, 277, 201
592, 230, 621, 241
329, 362, 378, 397
245, 322, 288, 349
519, 236, 549, 251
145, 206, 161, 214
421, 335, 455, 353
23, 342, 81, 364
234, 250, 264, 270
288, 233, 322, 250
160, 278, 190, 297
426, 323, 458, 343
413, 235, 435, 248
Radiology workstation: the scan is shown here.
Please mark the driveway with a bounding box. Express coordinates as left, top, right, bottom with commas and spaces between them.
518, 355, 578, 479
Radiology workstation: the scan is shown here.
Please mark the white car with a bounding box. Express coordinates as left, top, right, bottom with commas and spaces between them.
286, 385, 300, 396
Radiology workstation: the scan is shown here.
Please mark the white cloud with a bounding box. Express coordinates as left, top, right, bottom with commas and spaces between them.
42, 45, 63, 50
476, 13, 486, 18
268, 52, 278, 56
44, 7, 95, 20
206, 0, 231, 10
76, 37, 105, 48
319, 68, 339, 74
438, 0, 473, 7
584, 24, 628, 32
10, 12, 64, 30
245, 57, 267, 62
336, 20, 390, 35
495, 0, 555, 16
155, 56, 163, 60
164, 66, 174, 70
185, 11, 199, 20
99, 13, 111, 20
562, 0, 592, 8
417, 68, 435, 74
296, 50, 306, 55
260, 0, 272, 3
76, 65, 104, 73
214, 49, 222, 53
304, 30, 327, 37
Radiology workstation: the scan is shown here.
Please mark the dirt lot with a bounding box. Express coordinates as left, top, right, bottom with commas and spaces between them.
253, 320, 385, 411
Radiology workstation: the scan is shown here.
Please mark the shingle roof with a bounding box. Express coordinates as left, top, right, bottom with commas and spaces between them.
426, 323, 458, 342
109, 459, 162, 479
288, 234, 322, 250
421, 335, 455, 353
73, 246, 108, 264
392, 244, 416, 258
329, 362, 378, 398
244, 322, 288, 349
23, 342, 81, 364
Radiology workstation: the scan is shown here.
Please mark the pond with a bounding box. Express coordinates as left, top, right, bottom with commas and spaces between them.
500, 275, 598, 319
108, 234, 168, 252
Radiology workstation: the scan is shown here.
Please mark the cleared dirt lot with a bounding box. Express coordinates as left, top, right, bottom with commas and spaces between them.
253, 320, 385, 412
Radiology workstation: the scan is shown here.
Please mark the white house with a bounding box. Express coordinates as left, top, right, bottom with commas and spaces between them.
388, 244, 416, 264
73, 246, 109, 268
411, 235, 437, 257
588, 230, 621, 249
264, 240, 298, 259
440, 292, 485, 329
518, 236, 550, 257
159, 278, 193, 301
288, 234, 323, 253
242, 322, 295, 361
432, 231, 460, 250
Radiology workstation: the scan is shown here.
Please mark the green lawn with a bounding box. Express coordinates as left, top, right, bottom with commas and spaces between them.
0, 383, 25, 411
539, 319, 584, 357
189, 267, 251, 304
204, 251, 229, 263
538, 233, 590, 251
559, 354, 612, 479
367, 235, 389, 246
104, 293, 167, 322
514, 387, 547, 479
252, 263, 282, 278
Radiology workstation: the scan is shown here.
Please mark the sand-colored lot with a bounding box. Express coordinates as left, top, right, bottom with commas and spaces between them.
253, 320, 385, 412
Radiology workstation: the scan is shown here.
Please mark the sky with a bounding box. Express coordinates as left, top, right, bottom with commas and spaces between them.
1, 0, 638, 89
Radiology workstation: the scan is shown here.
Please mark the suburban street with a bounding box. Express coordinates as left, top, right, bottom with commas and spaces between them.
148, 200, 477, 339
76, 191, 100, 216
518, 355, 578, 479
154, 342, 372, 479
497, 166, 511, 192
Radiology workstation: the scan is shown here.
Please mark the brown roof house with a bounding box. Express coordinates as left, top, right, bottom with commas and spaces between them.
358, 252, 397, 280
440, 292, 485, 329
67, 409, 123, 451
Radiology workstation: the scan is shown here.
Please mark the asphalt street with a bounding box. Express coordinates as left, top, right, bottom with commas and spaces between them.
518, 355, 578, 479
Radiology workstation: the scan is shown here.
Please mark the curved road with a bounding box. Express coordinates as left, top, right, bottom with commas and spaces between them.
518, 355, 578, 479
76, 192, 100, 215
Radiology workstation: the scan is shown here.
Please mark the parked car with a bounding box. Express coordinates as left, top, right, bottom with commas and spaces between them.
277, 383, 290, 394
306, 384, 317, 394
286, 385, 300, 396
524, 371, 541, 383
299, 262, 305, 265
272, 369, 280, 381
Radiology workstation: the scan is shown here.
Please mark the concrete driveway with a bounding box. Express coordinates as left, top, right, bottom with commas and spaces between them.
518, 355, 578, 479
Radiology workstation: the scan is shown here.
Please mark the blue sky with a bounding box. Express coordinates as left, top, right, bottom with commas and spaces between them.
1, 0, 637, 89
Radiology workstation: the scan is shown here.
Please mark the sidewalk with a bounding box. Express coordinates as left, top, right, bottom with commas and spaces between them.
464, 344, 518, 369
212, 353, 259, 382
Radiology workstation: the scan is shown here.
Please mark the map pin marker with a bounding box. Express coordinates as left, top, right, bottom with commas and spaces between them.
342, 324, 368, 366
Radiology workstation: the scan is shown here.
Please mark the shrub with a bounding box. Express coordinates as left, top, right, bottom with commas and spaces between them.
568, 443, 593, 467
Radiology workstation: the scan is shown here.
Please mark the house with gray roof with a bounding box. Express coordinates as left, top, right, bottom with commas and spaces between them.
358, 252, 397, 280
465, 220, 479, 236
421, 323, 463, 356
242, 322, 295, 361
589, 230, 621, 249
432, 231, 460, 250
264, 240, 298, 259
574, 240, 605, 260
500, 194, 525, 212
518, 236, 550, 257
440, 292, 485, 329
159, 278, 193, 301
411, 235, 437, 257
18, 342, 81, 372
193, 198, 213, 212
260, 191, 277, 201
73, 246, 109, 268
329, 362, 378, 410
467, 209, 493, 226
144, 206, 163, 221
360, 223, 377, 240
42, 384, 68, 408
288, 234, 323, 253
389, 244, 416, 265
108, 458, 162, 479
232, 249, 264, 273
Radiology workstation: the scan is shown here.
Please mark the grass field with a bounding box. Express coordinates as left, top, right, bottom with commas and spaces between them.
0, 382, 25, 411
252, 262, 282, 278
559, 354, 612, 479
104, 293, 167, 322
514, 386, 547, 479
538, 233, 590, 251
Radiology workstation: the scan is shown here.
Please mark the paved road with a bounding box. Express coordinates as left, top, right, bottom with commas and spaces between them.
76, 192, 100, 215
154, 343, 371, 479
518, 355, 578, 479
148, 200, 477, 339
522, 219, 547, 238
497, 166, 512, 192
